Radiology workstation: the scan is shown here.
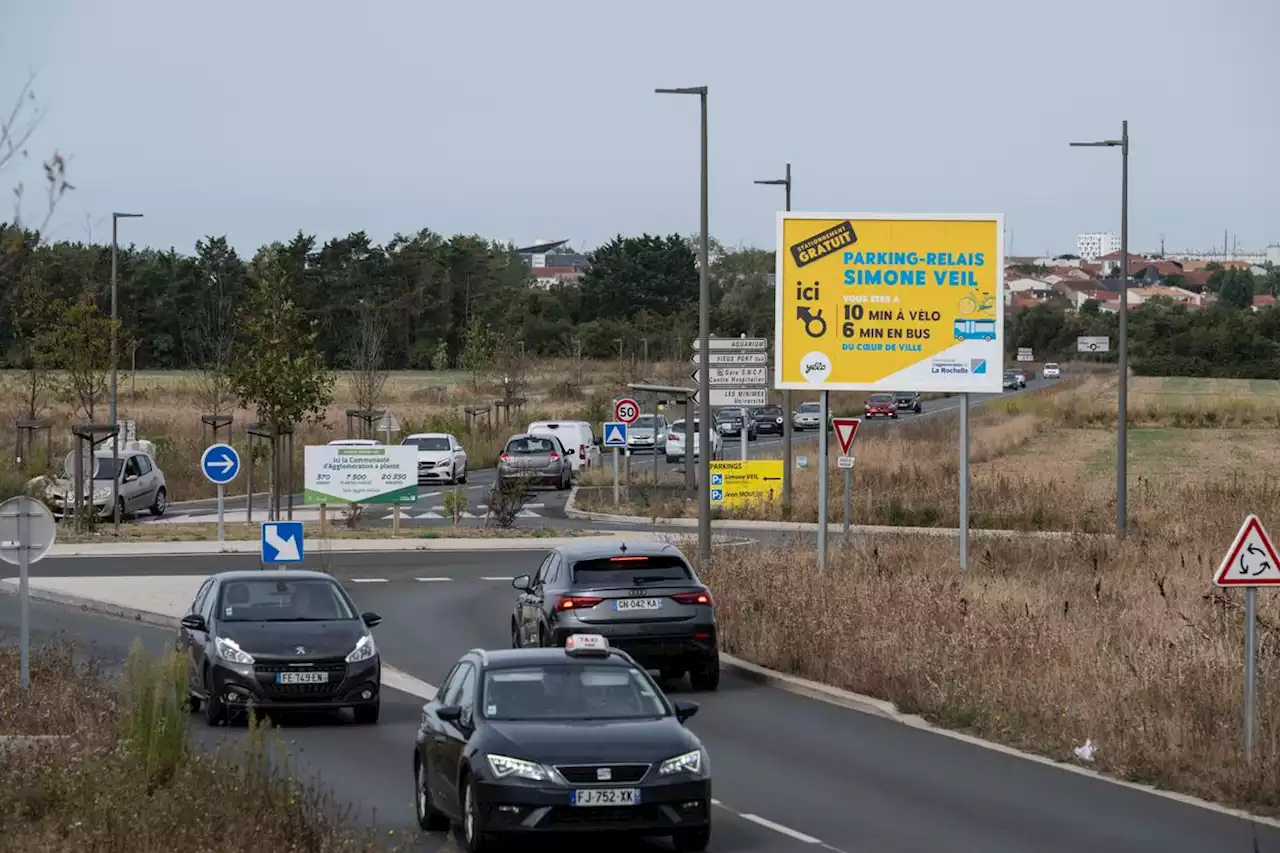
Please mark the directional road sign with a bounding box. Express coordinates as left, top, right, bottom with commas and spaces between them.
691, 338, 768, 351
0, 496, 56, 567
614, 398, 640, 424
1215, 515, 1280, 586
603, 422, 629, 448
691, 366, 769, 387
201, 443, 241, 485
1077, 336, 1110, 353
261, 520, 304, 564
832, 418, 861, 455
690, 351, 768, 365
710, 388, 767, 407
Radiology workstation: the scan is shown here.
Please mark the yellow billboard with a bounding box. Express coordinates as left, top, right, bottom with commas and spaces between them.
774, 213, 1004, 393
709, 460, 784, 508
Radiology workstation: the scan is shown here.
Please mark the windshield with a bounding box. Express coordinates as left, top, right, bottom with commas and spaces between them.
869, 394, 894, 403
218, 578, 357, 622
404, 437, 450, 451
571, 555, 692, 586
670, 421, 700, 433
633, 415, 656, 428
1045, 363, 1058, 369
92, 457, 123, 480
717, 409, 742, 420
482, 663, 668, 721
507, 436, 557, 455
893, 392, 914, 398
798, 403, 820, 412
756, 407, 782, 416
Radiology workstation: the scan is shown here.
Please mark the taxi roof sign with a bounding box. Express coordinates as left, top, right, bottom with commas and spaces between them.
564, 633, 610, 657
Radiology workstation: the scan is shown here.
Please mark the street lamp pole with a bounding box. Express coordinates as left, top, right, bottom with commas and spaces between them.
754, 163, 792, 515
1070, 122, 1129, 538
656, 85, 711, 567
109, 212, 143, 534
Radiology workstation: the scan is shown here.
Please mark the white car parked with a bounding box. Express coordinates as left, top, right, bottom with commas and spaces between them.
401, 433, 468, 485
665, 419, 722, 463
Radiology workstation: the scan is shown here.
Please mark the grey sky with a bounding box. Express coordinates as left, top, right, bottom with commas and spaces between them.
3, 0, 1277, 257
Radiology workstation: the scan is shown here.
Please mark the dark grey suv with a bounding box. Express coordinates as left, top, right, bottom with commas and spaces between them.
509, 540, 719, 691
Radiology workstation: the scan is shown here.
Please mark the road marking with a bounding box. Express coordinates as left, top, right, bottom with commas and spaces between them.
480, 576, 514, 581
382, 664, 436, 700
414, 577, 452, 582
349, 578, 388, 583
738, 813, 823, 844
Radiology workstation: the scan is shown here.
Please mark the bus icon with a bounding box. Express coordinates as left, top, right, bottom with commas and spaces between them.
954, 318, 996, 342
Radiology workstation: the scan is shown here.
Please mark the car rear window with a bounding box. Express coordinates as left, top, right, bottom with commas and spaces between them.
571, 555, 692, 586
507, 437, 557, 454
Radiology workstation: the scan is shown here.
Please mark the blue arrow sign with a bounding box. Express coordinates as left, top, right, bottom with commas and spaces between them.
201, 443, 241, 485
603, 422, 628, 447
261, 521, 304, 563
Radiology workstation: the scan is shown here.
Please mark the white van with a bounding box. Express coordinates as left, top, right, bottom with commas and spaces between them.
525, 421, 600, 471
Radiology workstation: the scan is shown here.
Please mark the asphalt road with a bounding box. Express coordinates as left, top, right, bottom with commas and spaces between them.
5, 550, 1279, 853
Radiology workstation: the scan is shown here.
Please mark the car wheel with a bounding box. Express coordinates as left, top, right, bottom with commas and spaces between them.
511, 619, 521, 648
458, 775, 491, 852
149, 487, 167, 517
673, 826, 712, 852
186, 691, 202, 714
415, 755, 451, 832
689, 656, 720, 691
458, 466, 467, 484
353, 700, 380, 725
203, 669, 226, 727
116, 497, 127, 521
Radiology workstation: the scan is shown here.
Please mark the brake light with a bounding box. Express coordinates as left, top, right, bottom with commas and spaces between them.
579, 443, 586, 458
556, 596, 602, 611
549, 451, 561, 461
672, 591, 713, 606
609, 556, 648, 562
668, 433, 677, 442
500, 453, 512, 463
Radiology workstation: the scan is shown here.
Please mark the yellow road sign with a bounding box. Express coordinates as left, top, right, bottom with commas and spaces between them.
709, 460, 784, 508
774, 212, 1003, 393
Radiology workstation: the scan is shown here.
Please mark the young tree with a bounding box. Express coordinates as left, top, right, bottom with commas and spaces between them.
349, 299, 390, 418
45, 294, 117, 421
184, 236, 243, 416
7, 273, 56, 419
460, 314, 495, 391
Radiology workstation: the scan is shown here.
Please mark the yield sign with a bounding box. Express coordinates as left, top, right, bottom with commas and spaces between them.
832, 418, 861, 456
1215, 514, 1280, 586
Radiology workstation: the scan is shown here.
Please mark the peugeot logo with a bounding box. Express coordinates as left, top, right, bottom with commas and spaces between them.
294, 646, 307, 655
596, 767, 612, 781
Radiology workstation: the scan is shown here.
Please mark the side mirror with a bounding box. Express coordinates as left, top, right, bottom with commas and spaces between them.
436, 704, 463, 723
362, 611, 382, 628
673, 700, 699, 724
511, 575, 532, 592
180, 613, 206, 631
593, 436, 603, 446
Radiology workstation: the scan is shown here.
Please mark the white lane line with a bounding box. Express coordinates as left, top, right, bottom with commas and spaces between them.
382, 664, 436, 700
738, 813, 823, 844
481, 576, 514, 581
349, 578, 389, 584
414, 577, 452, 582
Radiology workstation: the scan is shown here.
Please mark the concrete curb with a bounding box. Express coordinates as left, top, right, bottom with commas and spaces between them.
718, 654, 1280, 829
0, 582, 182, 630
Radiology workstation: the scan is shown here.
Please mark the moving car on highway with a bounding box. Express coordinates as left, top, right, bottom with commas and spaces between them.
664, 419, 721, 463
792, 400, 823, 431
402, 432, 468, 485
509, 540, 720, 690
498, 433, 572, 490
626, 413, 668, 454
714, 407, 756, 441
177, 570, 383, 726
750, 404, 785, 436
864, 393, 898, 419
1012, 369, 1028, 387
412, 634, 712, 852
1043, 362, 1060, 378
893, 391, 922, 413
1002, 370, 1020, 390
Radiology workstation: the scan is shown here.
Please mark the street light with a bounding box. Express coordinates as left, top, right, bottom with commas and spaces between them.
655, 85, 711, 567
110, 211, 143, 533
754, 164, 792, 515
1070, 121, 1129, 538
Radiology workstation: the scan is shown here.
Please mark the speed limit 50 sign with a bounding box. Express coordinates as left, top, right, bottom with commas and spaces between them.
614, 398, 640, 424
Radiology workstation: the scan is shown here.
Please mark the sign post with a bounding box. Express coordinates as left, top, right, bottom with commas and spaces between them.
0, 497, 55, 691
775, 212, 1004, 569
832, 418, 861, 535
201, 443, 241, 546
603, 421, 628, 506
692, 341, 770, 463
1077, 336, 1110, 353
1213, 514, 1280, 762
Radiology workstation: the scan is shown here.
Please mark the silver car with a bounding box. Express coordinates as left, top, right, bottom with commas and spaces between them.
498, 433, 572, 490
626, 413, 668, 454
792, 401, 822, 431
46, 450, 168, 519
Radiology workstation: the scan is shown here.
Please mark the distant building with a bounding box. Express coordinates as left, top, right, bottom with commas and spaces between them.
1076, 232, 1121, 261
516, 238, 589, 288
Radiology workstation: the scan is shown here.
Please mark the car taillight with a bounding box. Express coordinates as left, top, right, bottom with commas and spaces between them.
671, 591, 713, 606
668, 433, 677, 441
500, 453, 512, 462
556, 596, 602, 611
579, 444, 586, 458
549, 451, 560, 461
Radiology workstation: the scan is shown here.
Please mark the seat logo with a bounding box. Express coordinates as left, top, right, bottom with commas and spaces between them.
596, 767, 612, 781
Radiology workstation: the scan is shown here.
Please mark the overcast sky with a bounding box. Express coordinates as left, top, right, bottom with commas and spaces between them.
2, 0, 1277, 257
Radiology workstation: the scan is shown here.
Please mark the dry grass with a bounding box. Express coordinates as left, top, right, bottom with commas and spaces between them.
695, 533, 1280, 813
0, 640, 404, 852
55, 522, 586, 543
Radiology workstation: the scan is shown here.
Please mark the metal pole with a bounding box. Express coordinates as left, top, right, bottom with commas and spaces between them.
18, 502, 30, 691
697, 89, 711, 568
684, 397, 694, 494
842, 464, 851, 535
959, 393, 970, 570
782, 165, 793, 517
110, 216, 120, 534
817, 390, 829, 569
740, 417, 747, 461
1244, 586, 1258, 762
1117, 120, 1129, 540
612, 447, 620, 506
217, 483, 225, 546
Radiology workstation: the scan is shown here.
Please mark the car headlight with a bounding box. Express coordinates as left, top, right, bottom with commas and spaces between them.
658, 749, 704, 776
215, 637, 255, 665
434, 459, 451, 467
486, 754, 551, 782
93, 486, 111, 499
346, 634, 376, 663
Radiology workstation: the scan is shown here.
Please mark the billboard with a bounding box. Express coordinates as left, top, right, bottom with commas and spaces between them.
709, 460, 784, 508
303, 445, 418, 505
774, 213, 1004, 393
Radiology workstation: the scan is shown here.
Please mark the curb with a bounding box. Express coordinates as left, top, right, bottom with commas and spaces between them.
718, 654, 1280, 830
0, 582, 181, 630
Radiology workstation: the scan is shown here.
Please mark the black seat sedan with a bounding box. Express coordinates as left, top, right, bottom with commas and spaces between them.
413, 634, 711, 852
176, 570, 383, 726
750, 404, 786, 435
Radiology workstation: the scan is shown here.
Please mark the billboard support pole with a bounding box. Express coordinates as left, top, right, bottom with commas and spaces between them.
959, 393, 970, 570
817, 390, 829, 570
842, 464, 852, 534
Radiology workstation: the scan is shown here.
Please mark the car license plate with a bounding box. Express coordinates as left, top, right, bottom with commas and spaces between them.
614, 598, 662, 612
276, 671, 328, 684
571, 788, 641, 807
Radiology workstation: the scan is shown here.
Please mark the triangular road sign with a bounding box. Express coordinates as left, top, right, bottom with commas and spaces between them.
1215, 514, 1280, 586
832, 418, 861, 456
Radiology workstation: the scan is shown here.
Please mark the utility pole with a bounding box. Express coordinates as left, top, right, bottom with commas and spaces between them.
754, 163, 793, 515
109, 212, 143, 534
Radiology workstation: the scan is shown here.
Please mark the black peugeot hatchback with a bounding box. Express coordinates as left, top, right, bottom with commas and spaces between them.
413, 634, 711, 852
177, 570, 383, 725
